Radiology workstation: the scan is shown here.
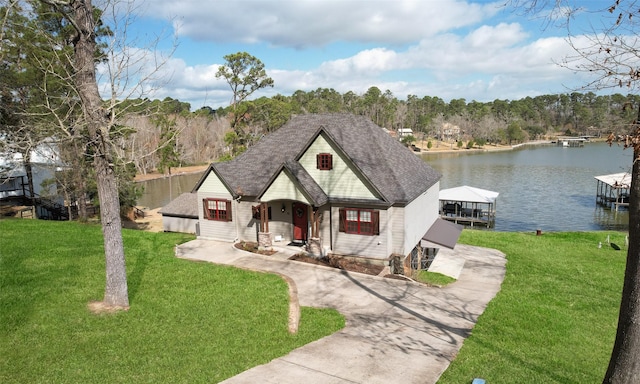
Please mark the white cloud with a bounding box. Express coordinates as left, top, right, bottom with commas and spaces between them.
103, 0, 607, 109
145, 0, 503, 47
317, 48, 399, 79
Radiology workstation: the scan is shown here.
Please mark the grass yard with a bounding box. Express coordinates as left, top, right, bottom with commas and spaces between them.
438, 230, 627, 384
0, 219, 344, 383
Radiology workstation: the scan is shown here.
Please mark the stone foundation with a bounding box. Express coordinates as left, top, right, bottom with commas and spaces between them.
258, 232, 272, 251
306, 237, 322, 257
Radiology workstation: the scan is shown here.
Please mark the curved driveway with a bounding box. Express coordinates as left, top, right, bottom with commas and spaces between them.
176, 240, 506, 384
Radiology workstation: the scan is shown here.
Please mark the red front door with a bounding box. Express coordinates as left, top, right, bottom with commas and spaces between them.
292, 202, 308, 242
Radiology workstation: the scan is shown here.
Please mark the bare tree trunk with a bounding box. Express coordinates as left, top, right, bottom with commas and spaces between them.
72, 0, 129, 308
65, 189, 72, 220
603, 107, 640, 383
76, 169, 88, 221
73, 140, 88, 221
23, 153, 37, 218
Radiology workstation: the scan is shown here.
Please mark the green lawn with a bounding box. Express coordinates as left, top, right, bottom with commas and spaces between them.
438, 230, 627, 384
0, 219, 344, 383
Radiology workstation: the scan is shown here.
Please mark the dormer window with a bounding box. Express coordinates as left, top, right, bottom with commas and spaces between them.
317, 153, 333, 170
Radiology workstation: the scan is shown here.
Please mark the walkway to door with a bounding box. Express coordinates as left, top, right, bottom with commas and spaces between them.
176, 240, 506, 384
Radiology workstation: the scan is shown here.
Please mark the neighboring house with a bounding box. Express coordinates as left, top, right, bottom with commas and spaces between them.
0, 140, 69, 219
0, 142, 60, 200
440, 122, 461, 141
192, 113, 461, 272
161, 192, 198, 234
397, 128, 414, 138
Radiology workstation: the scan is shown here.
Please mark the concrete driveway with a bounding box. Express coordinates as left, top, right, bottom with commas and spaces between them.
176, 240, 506, 384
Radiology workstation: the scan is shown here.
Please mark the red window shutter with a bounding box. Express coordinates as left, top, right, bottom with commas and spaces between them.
202, 199, 209, 219
226, 200, 232, 221
372, 210, 380, 235
327, 153, 333, 170
339, 208, 346, 232
316, 154, 321, 169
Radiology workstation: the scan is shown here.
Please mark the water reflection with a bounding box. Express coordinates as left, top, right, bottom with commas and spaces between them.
423, 142, 631, 232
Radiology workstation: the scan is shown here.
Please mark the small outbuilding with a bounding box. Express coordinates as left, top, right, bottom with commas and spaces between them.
161, 192, 198, 234
595, 172, 631, 211
439, 186, 499, 228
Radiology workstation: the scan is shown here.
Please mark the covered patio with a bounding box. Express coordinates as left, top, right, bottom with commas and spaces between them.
439, 185, 499, 228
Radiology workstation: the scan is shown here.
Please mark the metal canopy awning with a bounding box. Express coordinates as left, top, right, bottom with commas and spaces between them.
439, 185, 499, 204
594, 172, 631, 189
421, 218, 463, 250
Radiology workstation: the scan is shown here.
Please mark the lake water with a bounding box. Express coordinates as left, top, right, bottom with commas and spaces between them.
138, 142, 633, 232
423, 142, 632, 232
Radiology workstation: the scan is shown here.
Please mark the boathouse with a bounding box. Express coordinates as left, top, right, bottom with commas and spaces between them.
439, 186, 499, 228
595, 173, 630, 211
556, 137, 586, 147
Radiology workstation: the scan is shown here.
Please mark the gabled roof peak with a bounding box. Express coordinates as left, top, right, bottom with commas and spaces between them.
199, 113, 441, 205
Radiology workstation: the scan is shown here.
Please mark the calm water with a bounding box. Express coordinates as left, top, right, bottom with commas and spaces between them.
138, 142, 632, 232
423, 142, 632, 232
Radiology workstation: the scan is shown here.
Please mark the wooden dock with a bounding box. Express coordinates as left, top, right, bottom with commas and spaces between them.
595, 173, 630, 211
557, 137, 586, 147
440, 214, 493, 228
439, 186, 499, 229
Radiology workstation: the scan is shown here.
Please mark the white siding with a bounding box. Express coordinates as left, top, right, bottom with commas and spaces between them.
388, 206, 405, 255
198, 214, 236, 241
235, 201, 259, 241
317, 205, 331, 255
298, 134, 379, 200
234, 201, 295, 244
330, 206, 388, 259
402, 182, 440, 254
198, 170, 231, 195
263, 202, 295, 243
162, 216, 197, 234
261, 171, 311, 204
197, 171, 236, 241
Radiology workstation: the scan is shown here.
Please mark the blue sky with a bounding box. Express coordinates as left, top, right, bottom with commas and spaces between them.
98, 0, 616, 110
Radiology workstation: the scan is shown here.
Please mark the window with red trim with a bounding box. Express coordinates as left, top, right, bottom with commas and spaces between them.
316, 153, 333, 170
203, 198, 232, 221
339, 208, 379, 235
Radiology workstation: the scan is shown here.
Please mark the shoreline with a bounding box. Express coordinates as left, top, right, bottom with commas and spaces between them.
133, 140, 563, 182
134, 165, 209, 182
417, 140, 553, 156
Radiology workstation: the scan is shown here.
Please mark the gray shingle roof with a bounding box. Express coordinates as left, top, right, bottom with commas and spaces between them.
161, 192, 198, 218
282, 160, 329, 206
199, 113, 441, 205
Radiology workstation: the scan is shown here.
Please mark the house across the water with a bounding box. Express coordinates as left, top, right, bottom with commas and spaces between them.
179, 113, 462, 275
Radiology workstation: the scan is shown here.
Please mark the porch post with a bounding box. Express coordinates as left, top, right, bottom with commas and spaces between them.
260, 202, 269, 233
258, 202, 272, 250
307, 207, 322, 257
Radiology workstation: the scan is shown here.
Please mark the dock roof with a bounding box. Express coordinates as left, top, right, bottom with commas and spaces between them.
439, 185, 499, 204
594, 173, 631, 189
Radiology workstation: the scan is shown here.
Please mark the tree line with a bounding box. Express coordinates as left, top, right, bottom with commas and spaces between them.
115, 89, 640, 177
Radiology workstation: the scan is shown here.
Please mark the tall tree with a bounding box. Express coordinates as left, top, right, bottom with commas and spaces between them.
47, 0, 130, 308
512, 1, 640, 382
215, 52, 274, 154
16, 0, 176, 310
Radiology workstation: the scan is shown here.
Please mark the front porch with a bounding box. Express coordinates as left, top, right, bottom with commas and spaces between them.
254, 200, 323, 256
